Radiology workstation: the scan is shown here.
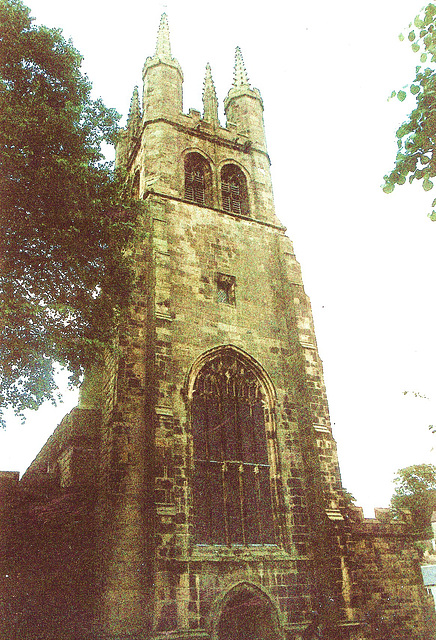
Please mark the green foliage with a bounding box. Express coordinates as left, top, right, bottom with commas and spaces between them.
342, 487, 356, 507
0, 0, 141, 423
383, 3, 436, 218
390, 463, 436, 535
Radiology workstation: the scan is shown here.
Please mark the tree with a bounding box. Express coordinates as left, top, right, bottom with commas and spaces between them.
390, 463, 436, 535
382, 3, 436, 219
0, 0, 140, 423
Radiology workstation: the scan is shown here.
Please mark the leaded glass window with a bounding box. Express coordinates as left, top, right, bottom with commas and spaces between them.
191, 353, 275, 545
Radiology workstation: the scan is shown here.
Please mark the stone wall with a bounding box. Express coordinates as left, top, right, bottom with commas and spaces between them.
347, 507, 436, 640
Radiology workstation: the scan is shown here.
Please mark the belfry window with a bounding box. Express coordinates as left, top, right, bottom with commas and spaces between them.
191, 352, 275, 545
185, 153, 211, 206
221, 164, 249, 216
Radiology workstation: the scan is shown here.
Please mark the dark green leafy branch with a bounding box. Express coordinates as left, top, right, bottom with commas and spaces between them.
390, 463, 436, 536
383, 3, 436, 219
0, 0, 142, 425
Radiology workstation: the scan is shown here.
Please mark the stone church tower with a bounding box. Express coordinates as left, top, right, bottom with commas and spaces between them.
1, 14, 434, 640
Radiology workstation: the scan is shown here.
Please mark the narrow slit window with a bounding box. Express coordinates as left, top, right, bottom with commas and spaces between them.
217, 274, 236, 305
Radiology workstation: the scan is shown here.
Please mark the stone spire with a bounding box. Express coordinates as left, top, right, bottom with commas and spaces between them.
155, 13, 171, 60
202, 63, 219, 125
127, 85, 141, 132
233, 46, 250, 88
224, 46, 265, 150
142, 13, 183, 118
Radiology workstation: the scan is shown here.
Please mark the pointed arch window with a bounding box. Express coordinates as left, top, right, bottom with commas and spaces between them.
184, 153, 212, 206
221, 164, 249, 216
191, 351, 275, 545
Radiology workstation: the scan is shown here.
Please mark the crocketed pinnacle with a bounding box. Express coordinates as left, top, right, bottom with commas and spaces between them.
127, 85, 141, 129
155, 13, 172, 60
233, 46, 250, 88
202, 63, 219, 124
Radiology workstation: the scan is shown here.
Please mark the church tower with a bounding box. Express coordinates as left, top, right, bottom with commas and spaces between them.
6, 13, 432, 640
108, 13, 352, 638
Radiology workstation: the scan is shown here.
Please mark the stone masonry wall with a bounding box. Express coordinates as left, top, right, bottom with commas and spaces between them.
348, 507, 436, 640
135, 191, 352, 636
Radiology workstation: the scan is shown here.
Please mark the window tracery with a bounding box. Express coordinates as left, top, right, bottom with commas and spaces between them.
191, 352, 274, 545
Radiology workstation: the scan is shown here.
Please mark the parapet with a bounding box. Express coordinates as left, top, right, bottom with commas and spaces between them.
347, 504, 415, 537
20, 407, 100, 488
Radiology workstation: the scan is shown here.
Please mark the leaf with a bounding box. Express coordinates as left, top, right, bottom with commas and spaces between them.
414, 16, 425, 29
421, 53, 428, 63
397, 90, 407, 101
408, 30, 416, 41
423, 178, 434, 191
412, 42, 420, 52
382, 182, 395, 194
0, 0, 139, 421
410, 84, 420, 94
399, 33, 405, 41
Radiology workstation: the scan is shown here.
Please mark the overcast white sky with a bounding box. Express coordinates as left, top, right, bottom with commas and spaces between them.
1, 0, 435, 515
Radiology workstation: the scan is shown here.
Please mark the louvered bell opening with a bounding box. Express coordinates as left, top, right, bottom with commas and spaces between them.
193, 183, 205, 205
230, 183, 241, 213
222, 181, 231, 212
231, 199, 241, 214
185, 170, 205, 204
222, 180, 241, 213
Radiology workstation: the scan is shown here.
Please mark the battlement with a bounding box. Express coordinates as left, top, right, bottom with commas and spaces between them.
348, 505, 415, 536
20, 407, 100, 488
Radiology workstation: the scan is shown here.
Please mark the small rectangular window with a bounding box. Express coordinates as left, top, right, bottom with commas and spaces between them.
217, 274, 236, 305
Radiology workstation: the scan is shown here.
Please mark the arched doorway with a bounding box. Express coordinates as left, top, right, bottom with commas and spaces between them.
216, 584, 281, 640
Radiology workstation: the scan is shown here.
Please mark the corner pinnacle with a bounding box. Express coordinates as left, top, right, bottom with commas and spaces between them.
155, 13, 171, 60
233, 46, 250, 88
203, 63, 219, 124
128, 86, 141, 123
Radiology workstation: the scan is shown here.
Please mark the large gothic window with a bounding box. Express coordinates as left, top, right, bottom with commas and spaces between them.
221, 164, 249, 216
184, 153, 212, 206
191, 352, 275, 545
